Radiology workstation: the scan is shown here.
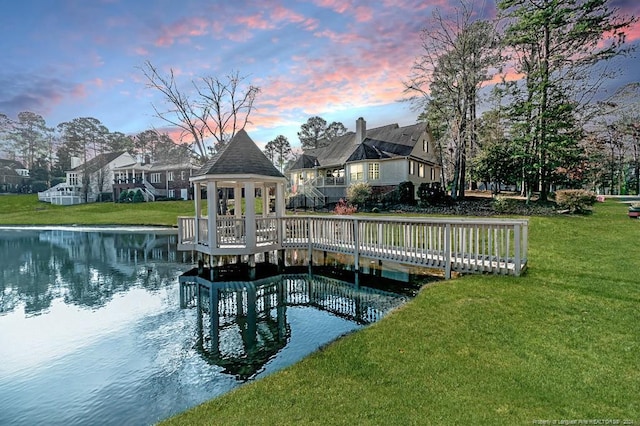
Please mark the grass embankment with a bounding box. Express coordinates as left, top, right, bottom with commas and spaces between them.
162, 201, 639, 425
0, 194, 193, 226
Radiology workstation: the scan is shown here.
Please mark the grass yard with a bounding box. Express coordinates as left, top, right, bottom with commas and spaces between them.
0, 194, 193, 226
161, 201, 639, 425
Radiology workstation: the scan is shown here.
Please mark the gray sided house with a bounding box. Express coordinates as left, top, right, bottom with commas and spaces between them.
0, 159, 29, 192
287, 117, 442, 208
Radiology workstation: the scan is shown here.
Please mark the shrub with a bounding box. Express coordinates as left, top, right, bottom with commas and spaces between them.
31, 181, 48, 193
417, 182, 447, 206
51, 177, 65, 187
381, 188, 400, 205
118, 190, 131, 203
132, 190, 145, 203
347, 182, 372, 207
493, 195, 518, 213
398, 181, 415, 205
554, 189, 597, 214
333, 198, 357, 215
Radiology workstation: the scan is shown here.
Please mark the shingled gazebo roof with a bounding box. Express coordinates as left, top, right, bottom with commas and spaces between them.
193, 129, 285, 179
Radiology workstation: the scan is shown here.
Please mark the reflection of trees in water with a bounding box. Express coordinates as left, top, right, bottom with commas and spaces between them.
0, 230, 190, 316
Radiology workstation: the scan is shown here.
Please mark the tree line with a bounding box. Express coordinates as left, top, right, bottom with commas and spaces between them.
0, 112, 190, 191
405, 0, 639, 199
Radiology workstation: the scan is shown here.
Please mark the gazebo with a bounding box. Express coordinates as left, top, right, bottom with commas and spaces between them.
177, 130, 287, 272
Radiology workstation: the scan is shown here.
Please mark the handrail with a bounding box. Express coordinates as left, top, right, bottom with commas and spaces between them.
177, 215, 528, 278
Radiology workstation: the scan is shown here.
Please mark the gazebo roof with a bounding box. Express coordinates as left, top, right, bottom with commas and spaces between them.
193, 129, 285, 179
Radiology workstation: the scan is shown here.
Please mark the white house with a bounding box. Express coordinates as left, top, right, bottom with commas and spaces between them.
39, 151, 137, 205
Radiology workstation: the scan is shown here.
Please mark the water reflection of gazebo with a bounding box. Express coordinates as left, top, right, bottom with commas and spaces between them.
182, 275, 289, 380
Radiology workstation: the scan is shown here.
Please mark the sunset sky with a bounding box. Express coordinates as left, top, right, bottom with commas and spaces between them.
1, 0, 638, 150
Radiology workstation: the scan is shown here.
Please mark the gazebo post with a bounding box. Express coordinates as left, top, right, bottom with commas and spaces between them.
194, 182, 201, 246
234, 183, 242, 218
262, 183, 269, 217
276, 182, 285, 270
245, 181, 256, 272
207, 180, 218, 251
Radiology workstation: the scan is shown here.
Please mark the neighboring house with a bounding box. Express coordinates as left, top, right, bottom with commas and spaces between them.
39, 152, 137, 205
287, 117, 442, 208
112, 159, 198, 201
0, 159, 29, 192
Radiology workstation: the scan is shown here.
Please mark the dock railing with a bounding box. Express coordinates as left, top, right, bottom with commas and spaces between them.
178, 215, 528, 278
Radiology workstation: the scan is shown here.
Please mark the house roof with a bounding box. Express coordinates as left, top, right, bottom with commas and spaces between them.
289, 154, 319, 171
69, 151, 127, 174
0, 159, 26, 175
194, 129, 284, 178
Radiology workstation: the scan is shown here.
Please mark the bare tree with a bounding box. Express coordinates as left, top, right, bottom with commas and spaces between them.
141, 61, 260, 161
405, 1, 500, 199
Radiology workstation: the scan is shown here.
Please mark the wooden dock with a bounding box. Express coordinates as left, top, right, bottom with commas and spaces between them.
178, 215, 528, 279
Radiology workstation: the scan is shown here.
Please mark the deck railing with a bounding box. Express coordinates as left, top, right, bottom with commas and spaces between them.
177, 215, 528, 278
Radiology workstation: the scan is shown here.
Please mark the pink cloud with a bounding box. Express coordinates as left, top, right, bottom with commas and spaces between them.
313, 0, 352, 14
72, 84, 87, 99
134, 46, 149, 56
353, 6, 373, 22
312, 29, 364, 44
236, 13, 273, 30
271, 5, 318, 30
154, 17, 209, 47
624, 19, 640, 42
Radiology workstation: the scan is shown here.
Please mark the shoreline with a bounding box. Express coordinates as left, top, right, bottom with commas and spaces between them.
0, 224, 178, 233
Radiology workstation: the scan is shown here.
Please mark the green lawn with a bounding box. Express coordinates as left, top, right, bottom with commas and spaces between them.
1, 194, 637, 424
0, 194, 193, 226
161, 201, 638, 425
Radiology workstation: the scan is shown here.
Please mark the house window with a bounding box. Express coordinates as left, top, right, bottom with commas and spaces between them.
68, 173, 78, 185
180, 171, 186, 180
151, 173, 161, 184
368, 163, 380, 180
423, 139, 429, 153
419, 163, 425, 178
409, 161, 415, 175
167, 171, 174, 181
350, 164, 363, 181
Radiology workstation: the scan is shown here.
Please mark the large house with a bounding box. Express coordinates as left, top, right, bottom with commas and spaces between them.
287, 117, 441, 208
0, 159, 29, 192
38, 151, 198, 205
39, 152, 138, 205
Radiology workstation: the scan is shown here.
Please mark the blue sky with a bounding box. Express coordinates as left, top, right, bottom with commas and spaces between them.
1, 0, 638, 150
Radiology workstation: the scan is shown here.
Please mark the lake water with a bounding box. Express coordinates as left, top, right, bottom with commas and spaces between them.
0, 228, 417, 426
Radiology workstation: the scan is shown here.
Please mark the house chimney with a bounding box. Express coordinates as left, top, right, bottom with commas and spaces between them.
356, 117, 366, 143
71, 156, 82, 169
